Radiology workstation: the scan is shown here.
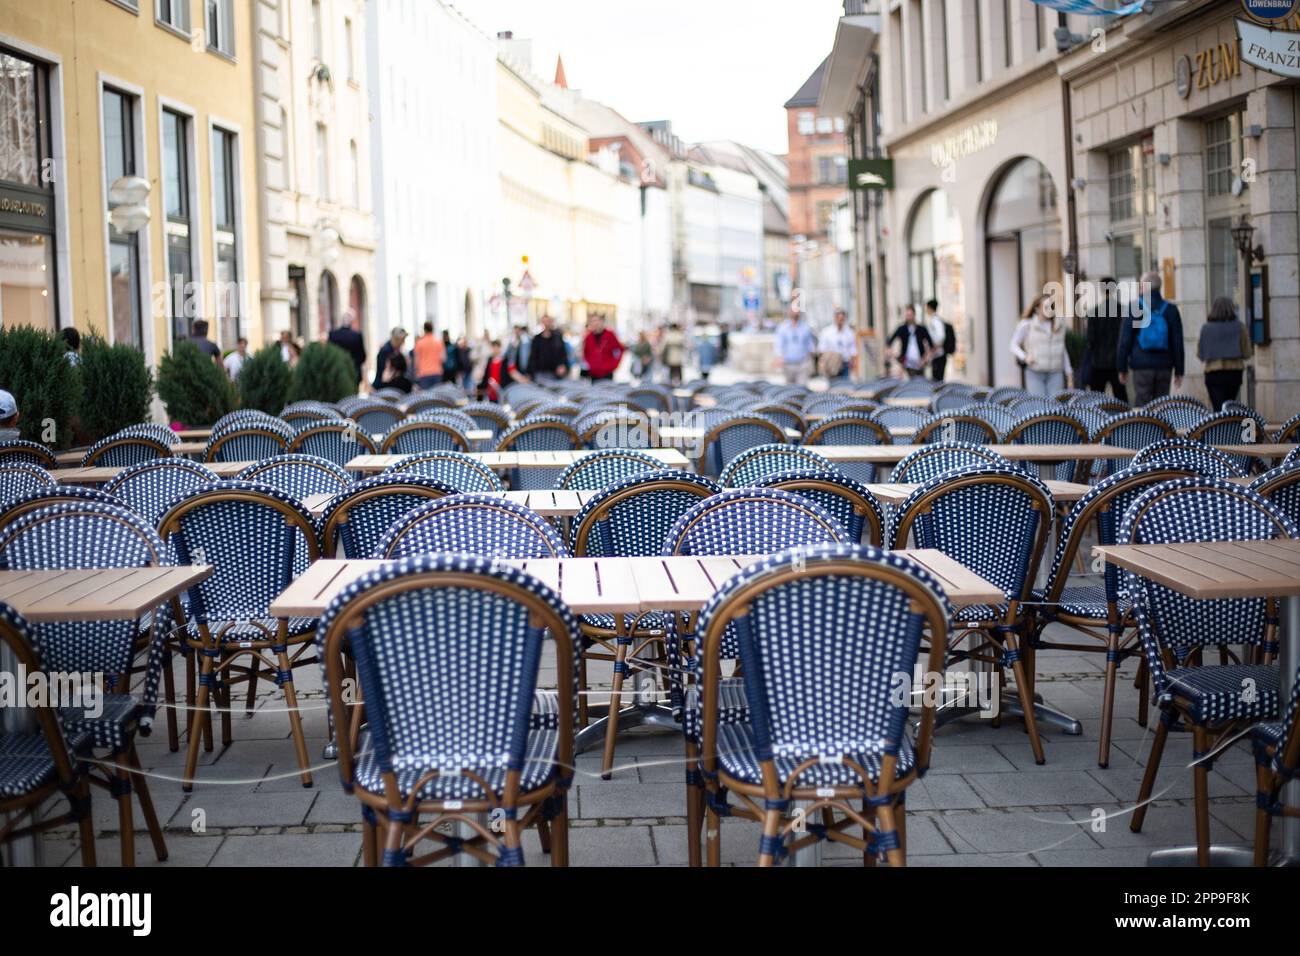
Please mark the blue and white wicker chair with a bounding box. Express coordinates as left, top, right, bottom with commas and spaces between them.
804, 414, 891, 484
890, 441, 1013, 484
1131, 438, 1244, 478
956, 401, 1019, 436
574, 411, 653, 451
0, 439, 58, 469
524, 401, 582, 421
1006, 396, 1059, 418
801, 394, 860, 420
236, 454, 352, 500
0, 485, 128, 534
414, 408, 479, 435
0, 603, 95, 866
318, 554, 578, 866
496, 417, 581, 491
381, 449, 505, 493
1092, 412, 1176, 477
1249, 462, 1300, 535
0, 463, 54, 503
287, 419, 378, 469
1251, 660, 1300, 865
914, 411, 1000, 446
1029, 463, 1200, 767
378, 417, 470, 455
719, 443, 837, 488
889, 466, 1054, 763
1120, 478, 1295, 865
987, 386, 1030, 406
0, 501, 172, 864
1004, 411, 1090, 481
117, 423, 181, 447
158, 481, 323, 791
203, 418, 294, 463
1274, 411, 1300, 445
864, 406, 928, 433
626, 385, 674, 414
375, 494, 567, 560
555, 449, 665, 491
692, 544, 951, 866
754, 403, 806, 437
696, 415, 788, 480
402, 394, 458, 415
1146, 398, 1210, 433
81, 429, 173, 468
1286, 446, 1300, 468
1186, 411, 1265, 474
279, 401, 338, 426
212, 409, 277, 430
319, 473, 457, 558
102, 458, 218, 526
346, 399, 405, 437
568, 470, 721, 773
662, 488, 849, 865
462, 402, 512, 444
751, 470, 885, 545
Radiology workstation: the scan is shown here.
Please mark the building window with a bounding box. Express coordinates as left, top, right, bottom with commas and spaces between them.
205, 0, 235, 57
940, 0, 950, 101
815, 116, 833, 134
816, 201, 835, 234
317, 268, 338, 335
817, 155, 835, 184
349, 138, 361, 207
162, 108, 194, 342
315, 122, 329, 200
797, 111, 815, 136
210, 126, 240, 346
1107, 139, 1156, 281
1205, 108, 1247, 198
0, 49, 57, 332
310, 0, 323, 61
1003, 0, 1012, 68
156, 0, 189, 33
973, 0, 984, 82
288, 265, 307, 340
913, 0, 927, 113
344, 17, 355, 80
1035, 3, 1044, 50
103, 87, 143, 346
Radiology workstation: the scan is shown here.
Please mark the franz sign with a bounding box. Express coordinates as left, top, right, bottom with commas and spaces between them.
1236, 0, 1300, 78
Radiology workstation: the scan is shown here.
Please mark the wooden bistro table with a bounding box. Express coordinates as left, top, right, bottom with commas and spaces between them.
47, 461, 256, 485
344, 448, 691, 477
1094, 538, 1300, 867
301, 488, 599, 519
0, 565, 212, 866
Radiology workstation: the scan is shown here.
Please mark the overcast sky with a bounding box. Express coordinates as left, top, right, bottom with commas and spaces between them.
448, 0, 847, 156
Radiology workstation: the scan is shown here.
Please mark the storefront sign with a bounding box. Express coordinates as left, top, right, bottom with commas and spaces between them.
0, 185, 53, 232
1237, 18, 1300, 77
848, 157, 893, 190
928, 119, 998, 169
1241, 0, 1300, 24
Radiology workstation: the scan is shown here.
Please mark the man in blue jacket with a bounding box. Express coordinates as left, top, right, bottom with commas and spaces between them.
1117, 271, 1183, 405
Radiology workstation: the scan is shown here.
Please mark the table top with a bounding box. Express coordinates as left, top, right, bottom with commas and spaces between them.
882, 396, 932, 408
813, 443, 1137, 464
1092, 539, 1300, 599
0, 566, 212, 622
269, 549, 1004, 619
47, 461, 255, 484
345, 448, 691, 474
1214, 443, 1295, 458
302, 488, 598, 517
863, 479, 1091, 505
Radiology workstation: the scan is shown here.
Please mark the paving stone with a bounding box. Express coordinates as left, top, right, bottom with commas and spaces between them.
179, 789, 316, 829
305, 790, 369, 826
65, 834, 224, 867
209, 833, 360, 866
910, 852, 1039, 867
905, 775, 985, 811
965, 770, 1118, 808
935, 809, 1099, 854
563, 824, 656, 866
577, 781, 686, 819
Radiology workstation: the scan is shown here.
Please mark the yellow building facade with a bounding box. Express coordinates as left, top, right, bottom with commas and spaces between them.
0, 0, 261, 364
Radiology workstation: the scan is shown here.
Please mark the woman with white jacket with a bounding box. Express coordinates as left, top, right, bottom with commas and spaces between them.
1010, 293, 1072, 397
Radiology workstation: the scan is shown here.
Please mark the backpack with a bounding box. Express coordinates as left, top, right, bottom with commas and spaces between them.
942, 322, 956, 356
1137, 300, 1169, 352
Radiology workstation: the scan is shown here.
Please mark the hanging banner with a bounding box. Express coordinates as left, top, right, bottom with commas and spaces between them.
1026, 0, 1143, 15
1237, 18, 1300, 77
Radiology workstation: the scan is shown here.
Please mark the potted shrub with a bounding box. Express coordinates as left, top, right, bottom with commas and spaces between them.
0, 325, 82, 449
157, 340, 236, 427
237, 344, 292, 413
77, 334, 155, 441
287, 341, 357, 404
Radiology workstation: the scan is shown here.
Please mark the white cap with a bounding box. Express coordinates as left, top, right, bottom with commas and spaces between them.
0, 390, 15, 419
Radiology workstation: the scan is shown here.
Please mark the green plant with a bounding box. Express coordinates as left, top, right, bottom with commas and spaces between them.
0, 325, 82, 449
287, 341, 357, 404
237, 344, 292, 413
1065, 329, 1087, 376
77, 334, 155, 441
157, 340, 236, 426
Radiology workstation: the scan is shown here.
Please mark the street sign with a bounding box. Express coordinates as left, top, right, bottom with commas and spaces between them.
1241, 0, 1299, 24
848, 158, 894, 190
1237, 18, 1300, 77
742, 287, 761, 312
518, 270, 536, 295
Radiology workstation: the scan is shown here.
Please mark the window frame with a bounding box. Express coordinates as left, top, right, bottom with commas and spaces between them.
155, 0, 191, 37
208, 119, 245, 349
98, 76, 151, 351
159, 97, 203, 347
205, 0, 236, 59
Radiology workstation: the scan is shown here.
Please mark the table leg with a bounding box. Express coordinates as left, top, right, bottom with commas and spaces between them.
0, 641, 44, 866
790, 800, 822, 867
455, 813, 487, 868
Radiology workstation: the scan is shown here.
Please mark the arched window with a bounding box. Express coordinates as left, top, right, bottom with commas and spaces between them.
317, 269, 338, 337
348, 274, 367, 329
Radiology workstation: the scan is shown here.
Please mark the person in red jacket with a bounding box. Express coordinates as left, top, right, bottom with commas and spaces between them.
582, 313, 624, 381
478, 339, 523, 402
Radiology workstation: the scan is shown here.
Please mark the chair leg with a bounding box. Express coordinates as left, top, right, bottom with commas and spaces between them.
501, 817, 524, 867
862, 798, 876, 867
1131, 715, 1170, 832
601, 629, 632, 780
361, 813, 379, 867
1005, 635, 1045, 764
163, 647, 179, 753
705, 805, 722, 867
1134, 657, 1149, 728
115, 755, 135, 867
76, 778, 97, 867
549, 794, 569, 867
686, 773, 703, 868
183, 656, 215, 792
1254, 762, 1274, 867
276, 646, 313, 788
1192, 725, 1212, 867
217, 673, 233, 748
128, 744, 167, 862
1098, 632, 1121, 769
896, 798, 908, 859
577, 655, 589, 727
381, 816, 405, 867
875, 802, 905, 868
244, 658, 259, 716
756, 807, 782, 867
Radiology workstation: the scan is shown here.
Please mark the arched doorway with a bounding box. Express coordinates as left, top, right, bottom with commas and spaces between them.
906, 188, 964, 369
984, 158, 1061, 386
348, 275, 367, 329
317, 270, 338, 337
464, 289, 475, 339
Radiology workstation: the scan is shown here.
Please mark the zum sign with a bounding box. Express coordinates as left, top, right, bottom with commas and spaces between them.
1194, 40, 1243, 89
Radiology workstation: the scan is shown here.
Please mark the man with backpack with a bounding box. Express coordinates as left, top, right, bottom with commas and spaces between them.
1116, 271, 1183, 405
925, 299, 956, 382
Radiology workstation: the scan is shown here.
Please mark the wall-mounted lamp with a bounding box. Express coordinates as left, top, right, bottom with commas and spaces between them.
1156, 153, 1171, 166
1246, 124, 1263, 139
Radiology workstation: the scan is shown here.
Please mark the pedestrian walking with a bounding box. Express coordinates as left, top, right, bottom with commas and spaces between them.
223, 337, 249, 381
582, 313, 624, 381
631, 331, 654, 379
925, 299, 955, 382
412, 322, 445, 389
817, 309, 857, 380
1198, 296, 1253, 411
886, 306, 934, 379
328, 313, 366, 386
1010, 293, 1072, 397
1117, 270, 1184, 404
189, 319, 222, 366
776, 310, 816, 385
1084, 277, 1126, 399
661, 324, 686, 385
526, 314, 569, 382
372, 327, 408, 392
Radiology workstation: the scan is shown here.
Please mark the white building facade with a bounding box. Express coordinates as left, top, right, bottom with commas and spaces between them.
366, 0, 498, 341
